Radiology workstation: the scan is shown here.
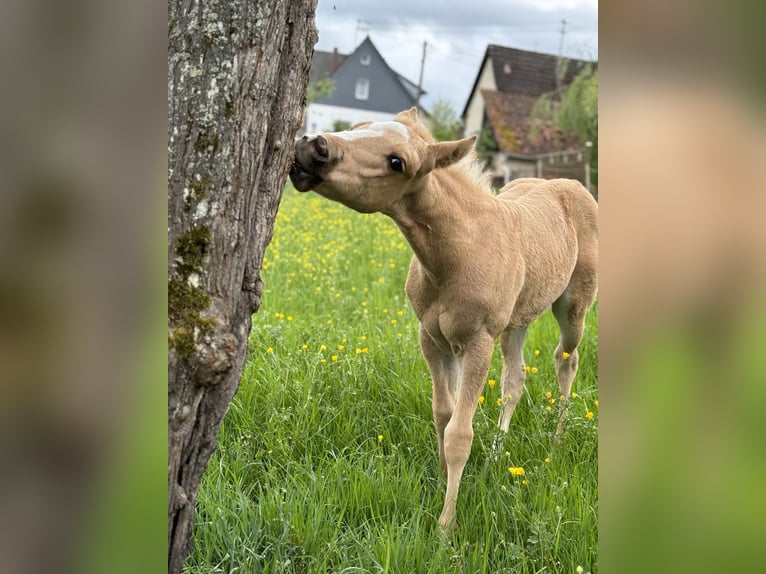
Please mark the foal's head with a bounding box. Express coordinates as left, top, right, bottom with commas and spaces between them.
290, 108, 476, 213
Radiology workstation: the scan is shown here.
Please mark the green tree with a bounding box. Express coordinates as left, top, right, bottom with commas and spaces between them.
306, 77, 333, 104
428, 99, 462, 141
476, 124, 499, 152
332, 119, 352, 131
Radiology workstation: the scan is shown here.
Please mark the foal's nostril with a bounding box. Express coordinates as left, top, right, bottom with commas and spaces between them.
315, 134, 329, 158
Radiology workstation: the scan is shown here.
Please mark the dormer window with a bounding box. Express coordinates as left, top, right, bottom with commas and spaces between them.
360, 53, 371, 65
355, 78, 370, 100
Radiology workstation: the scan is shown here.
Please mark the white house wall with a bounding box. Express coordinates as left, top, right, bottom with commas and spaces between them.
463, 59, 497, 137
302, 103, 397, 135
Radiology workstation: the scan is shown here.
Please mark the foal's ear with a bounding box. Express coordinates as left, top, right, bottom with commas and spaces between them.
394, 107, 419, 125
421, 136, 477, 174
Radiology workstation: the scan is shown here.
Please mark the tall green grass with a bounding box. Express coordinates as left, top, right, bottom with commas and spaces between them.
185, 186, 598, 574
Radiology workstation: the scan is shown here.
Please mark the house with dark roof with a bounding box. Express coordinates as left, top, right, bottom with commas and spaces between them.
462, 44, 595, 188
303, 36, 424, 134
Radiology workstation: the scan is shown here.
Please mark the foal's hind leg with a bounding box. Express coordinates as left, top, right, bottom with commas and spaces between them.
552, 265, 597, 437
497, 326, 528, 432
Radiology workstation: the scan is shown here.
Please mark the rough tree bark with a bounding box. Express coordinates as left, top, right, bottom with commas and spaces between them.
167, 1, 317, 572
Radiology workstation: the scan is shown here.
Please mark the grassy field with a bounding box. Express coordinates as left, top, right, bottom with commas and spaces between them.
185, 186, 598, 574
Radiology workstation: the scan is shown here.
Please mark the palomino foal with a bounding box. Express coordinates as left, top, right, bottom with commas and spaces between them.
290, 108, 598, 530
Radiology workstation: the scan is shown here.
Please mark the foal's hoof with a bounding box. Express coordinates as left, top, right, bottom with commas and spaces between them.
438, 517, 457, 536
438, 507, 457, 535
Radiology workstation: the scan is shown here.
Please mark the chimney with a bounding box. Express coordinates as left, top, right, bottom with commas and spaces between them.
331, 48, 340, 74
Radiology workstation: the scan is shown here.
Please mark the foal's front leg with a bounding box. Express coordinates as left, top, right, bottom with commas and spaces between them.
419, 326, 460, 475
438, 332, 494, 531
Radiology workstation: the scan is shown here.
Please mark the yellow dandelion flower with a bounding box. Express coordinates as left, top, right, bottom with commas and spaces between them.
342, 338, 347, 344
331, 355, 338, 362
595, 399, 599, 408
266, 347, 274, 354
505, 451, 510, 457
301, 344, 308, 350
531, 367, 538, 374
287, 316, 293, 321
320, 344, 327, 351
522, 479, 528, 485
572, 392, 578, 398
320, 359, 326, 364
506, 393, 512, 400
562, 352, 570, 359
585, 411, 594, 419
361, 335, 367, 341
508, 467, 525, 477
488, 379, 496, 388
355, 348, 362, 354
497, 398, 503, 406
378, 435, 383, 443
549, 398, 555, 405
397, 310, 404, 317
546, 406, 552, 412
534, 349, 540, 356
362, 348, 369, 354
545, 391, 552, 399
478, 396, 485, 405
391, 319, 397, 325
524, 365, 531, 372
338, 345, 344, 351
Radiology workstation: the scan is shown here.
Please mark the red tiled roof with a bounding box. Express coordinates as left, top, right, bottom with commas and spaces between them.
481, 89, 581, 156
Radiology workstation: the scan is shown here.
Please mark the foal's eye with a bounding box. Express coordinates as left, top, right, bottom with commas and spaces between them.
388, 155, 404, 172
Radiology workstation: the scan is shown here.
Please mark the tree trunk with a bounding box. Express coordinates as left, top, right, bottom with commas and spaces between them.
167, 1, 317, 572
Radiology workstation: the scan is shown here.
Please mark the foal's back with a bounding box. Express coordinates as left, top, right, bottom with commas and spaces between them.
498, 177, 597, 246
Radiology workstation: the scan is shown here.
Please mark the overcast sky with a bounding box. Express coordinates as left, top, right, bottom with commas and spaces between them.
314, 0, 598, 113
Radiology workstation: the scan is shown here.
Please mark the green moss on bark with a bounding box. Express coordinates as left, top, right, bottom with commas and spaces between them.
184, 174, 212, 211
169, 225, 214, 361
195, 131, 220, 154
174, 225, 210, 277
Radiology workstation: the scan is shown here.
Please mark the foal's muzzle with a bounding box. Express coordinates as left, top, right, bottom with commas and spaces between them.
290, 135, 336, 192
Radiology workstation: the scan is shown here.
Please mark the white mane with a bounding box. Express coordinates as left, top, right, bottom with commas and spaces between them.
450, 151, 494, 195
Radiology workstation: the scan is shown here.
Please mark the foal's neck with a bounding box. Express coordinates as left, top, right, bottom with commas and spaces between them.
385, 169, 494, 282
